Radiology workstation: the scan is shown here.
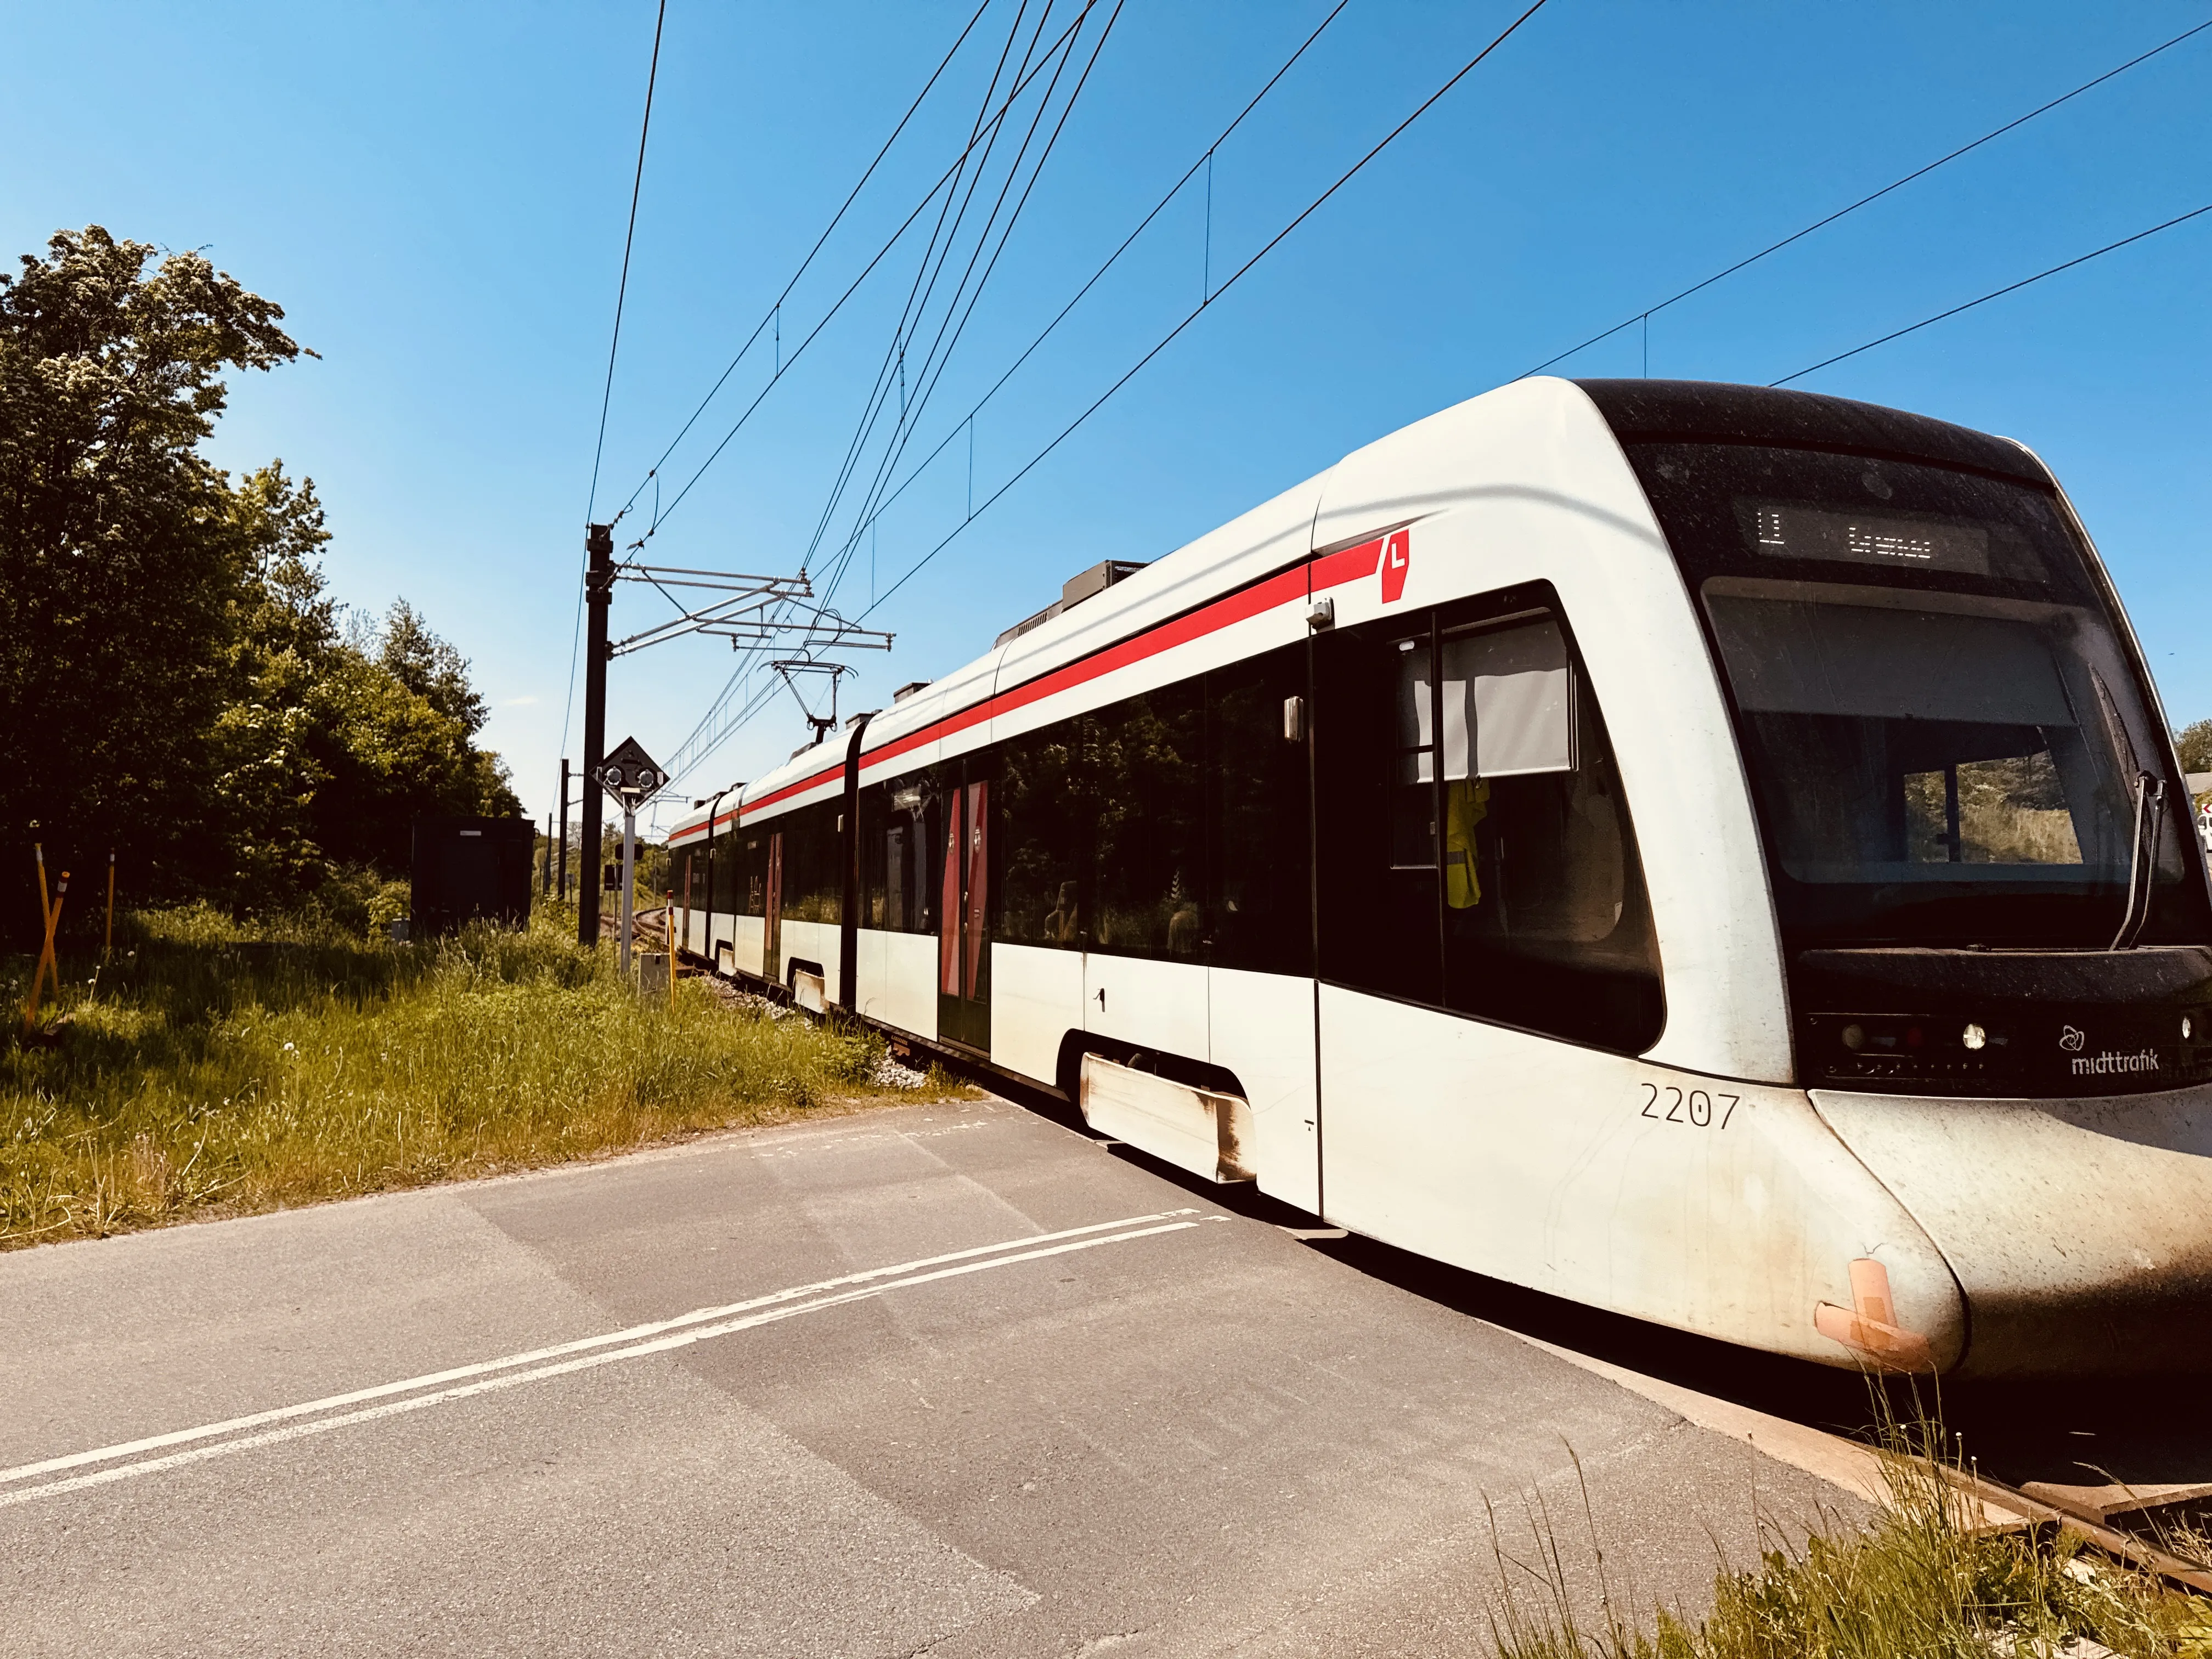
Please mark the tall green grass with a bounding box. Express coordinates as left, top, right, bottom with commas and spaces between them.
2, 904, 901, 1246
1488, 1418, 2212, 1659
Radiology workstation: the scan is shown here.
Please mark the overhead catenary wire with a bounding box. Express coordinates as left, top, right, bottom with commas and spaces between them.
586, 0, 669, 522
623, 4, 1103, 539
1518, 14, 2212, 380
857, 0, 1555, 620
806, 0, 1091, 568
808, 0, 1353, 612
809, 0, 1122, 601
592, 1, 1093, 785
1770, 199, 2212, 387
564, 0, 667, 760
660, 1, 1109, 789
609, 0, 998, 522
795, 0, 1086, 582
660, 0, 1360, 788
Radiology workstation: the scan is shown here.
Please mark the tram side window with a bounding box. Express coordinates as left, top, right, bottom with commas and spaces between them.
778, 800, 842, 925
856, 783, 885, 928
991, 648, 1306, 968
697, 838, 724, 923
861, 771, 940, 934
1089, 683, 1206, 957
708, 833, 764, 919
737, 833, 766, 917
1207, 646, 1311, 975
772, 809, 804, 921
998, 726, 1088, 947
1318, 595, 1663, 1052
1436, 616, 1660, 1049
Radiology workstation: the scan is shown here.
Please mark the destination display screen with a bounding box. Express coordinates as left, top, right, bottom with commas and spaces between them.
1736, 500, 1991, 575
1624, 438, 2210, 954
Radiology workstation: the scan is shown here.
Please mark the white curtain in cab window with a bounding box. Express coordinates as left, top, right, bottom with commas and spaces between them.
1438, 618, 1573, 780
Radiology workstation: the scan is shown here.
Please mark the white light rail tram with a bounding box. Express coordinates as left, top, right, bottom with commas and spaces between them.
668, 379, 2212, 1378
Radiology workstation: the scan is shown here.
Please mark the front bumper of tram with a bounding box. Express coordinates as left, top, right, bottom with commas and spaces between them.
1810, 1076, 2212, 1378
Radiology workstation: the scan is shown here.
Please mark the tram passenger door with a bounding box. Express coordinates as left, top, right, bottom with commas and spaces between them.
1312, 591, 1664, 1271
938, 768, 992, 1053
765, 832, 783, 983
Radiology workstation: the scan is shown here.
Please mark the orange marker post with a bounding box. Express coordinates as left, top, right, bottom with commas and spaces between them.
24, 846, 52, 1031
24, 871, 69, 1035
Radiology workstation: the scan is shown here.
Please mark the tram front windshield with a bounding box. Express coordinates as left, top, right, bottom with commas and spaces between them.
1626, 442, 2203, 949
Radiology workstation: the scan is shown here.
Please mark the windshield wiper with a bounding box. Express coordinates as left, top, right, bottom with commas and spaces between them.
2109, 769, 2166, 950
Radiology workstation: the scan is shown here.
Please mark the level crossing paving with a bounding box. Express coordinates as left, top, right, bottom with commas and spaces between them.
9, 1094, 1898, 1655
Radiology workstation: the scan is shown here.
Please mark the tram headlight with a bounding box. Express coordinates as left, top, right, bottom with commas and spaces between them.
2186, 1015, 2195, 1042
1840, 1023, 1865, 1052
1962, 1023, 1986, 1052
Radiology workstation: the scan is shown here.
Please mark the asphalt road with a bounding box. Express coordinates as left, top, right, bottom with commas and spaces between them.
7, 1091, 1871, 1657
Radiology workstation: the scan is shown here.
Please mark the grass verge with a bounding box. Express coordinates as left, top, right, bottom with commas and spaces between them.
3, 903, 943, 1247
1488, 1414, 2212, 1658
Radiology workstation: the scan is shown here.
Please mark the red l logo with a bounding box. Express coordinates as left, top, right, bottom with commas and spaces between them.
1380, 529, 1411, 603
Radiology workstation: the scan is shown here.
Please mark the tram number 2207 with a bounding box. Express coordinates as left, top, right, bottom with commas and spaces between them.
1638, 1085, 1740, 1130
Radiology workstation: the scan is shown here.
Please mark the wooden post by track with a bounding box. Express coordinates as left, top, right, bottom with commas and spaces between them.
24, 845, 53, 1031
104, 850, 116, 962
557, 757, 572, 903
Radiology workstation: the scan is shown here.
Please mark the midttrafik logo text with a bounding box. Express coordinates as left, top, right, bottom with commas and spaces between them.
2070, 1048, 2160, 1076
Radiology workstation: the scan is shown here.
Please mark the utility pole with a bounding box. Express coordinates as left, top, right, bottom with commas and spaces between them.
579, 524, 614, 946
556, 757, 572, 902
555, 540, 889, 951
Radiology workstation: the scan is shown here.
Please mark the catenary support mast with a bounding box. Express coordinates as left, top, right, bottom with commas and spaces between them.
579, 524, 614, 946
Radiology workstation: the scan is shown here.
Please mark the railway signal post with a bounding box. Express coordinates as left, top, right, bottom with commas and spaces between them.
595, 735, 664, 979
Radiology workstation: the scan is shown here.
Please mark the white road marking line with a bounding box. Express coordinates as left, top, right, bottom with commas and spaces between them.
0, 1208, 1200, 1491
4, 1218, 1204, 1508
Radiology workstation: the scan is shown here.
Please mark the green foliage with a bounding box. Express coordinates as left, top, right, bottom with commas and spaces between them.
2176, 719, 2212, 778
377, 597, 489, 735
0, 227, 516, 933
1487, 1417, 2212, 1659
1, 906, 896, 1245
0, 227, 299, 904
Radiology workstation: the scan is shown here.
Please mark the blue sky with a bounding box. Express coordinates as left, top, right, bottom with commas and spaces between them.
7, 2, 2208, 831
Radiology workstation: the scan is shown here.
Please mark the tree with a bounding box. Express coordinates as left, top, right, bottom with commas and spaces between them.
307, 613, 519, 875
2176, 719, 2212, 777
222, 471, 520, 891
377, 599, 488, 735
1, 226, 518, 933
0, 227, 301, 912
215, 462, 341, 898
